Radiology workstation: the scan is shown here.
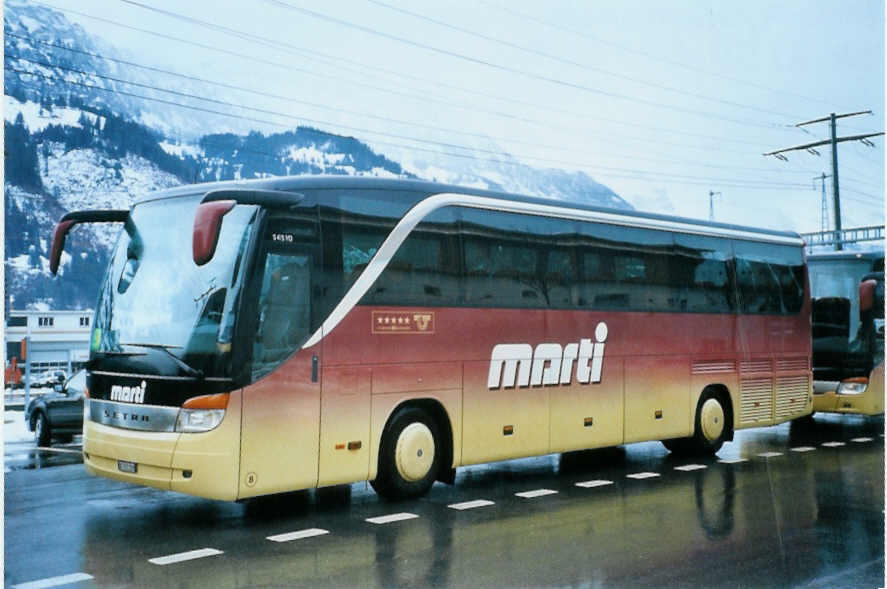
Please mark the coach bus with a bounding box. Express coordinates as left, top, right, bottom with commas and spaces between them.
808, 252, 884, 416
50, 176, 812, 500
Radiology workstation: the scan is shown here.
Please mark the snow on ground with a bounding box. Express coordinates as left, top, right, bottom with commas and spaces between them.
4, 410, 32, 444
5, 97, 90, 132
158, 140, 204, 158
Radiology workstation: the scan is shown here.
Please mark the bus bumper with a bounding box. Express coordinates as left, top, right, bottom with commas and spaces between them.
83, 392, 242, 501
812, 364, 885, 416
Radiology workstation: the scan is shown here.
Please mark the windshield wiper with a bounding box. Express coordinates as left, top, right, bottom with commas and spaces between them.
121, 342, 204, 379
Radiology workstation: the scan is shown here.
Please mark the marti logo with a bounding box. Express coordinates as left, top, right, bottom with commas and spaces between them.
487, 322, 608, 389
110, 380, 147, 403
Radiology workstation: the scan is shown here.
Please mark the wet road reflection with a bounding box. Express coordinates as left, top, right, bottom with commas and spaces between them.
4, 415, 883, 587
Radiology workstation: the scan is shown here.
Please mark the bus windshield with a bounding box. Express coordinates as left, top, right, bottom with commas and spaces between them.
93, 195, 257, 377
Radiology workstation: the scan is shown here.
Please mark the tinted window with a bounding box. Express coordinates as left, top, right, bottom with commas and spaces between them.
365, 208, 461, 306
577, 223, 677, 312
461, 208, 577, 308
733, 240, 804, 314
251, 214, 319, 380
673, 233, 734, 313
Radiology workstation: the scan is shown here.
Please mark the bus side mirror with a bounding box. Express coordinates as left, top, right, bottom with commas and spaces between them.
49, 210, 129, 275
50, 220, 76, 275
193, 200, 236, 266
859, 280, 876, 313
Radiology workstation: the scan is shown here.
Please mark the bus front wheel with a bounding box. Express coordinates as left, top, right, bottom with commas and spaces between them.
371, 406, 441, 500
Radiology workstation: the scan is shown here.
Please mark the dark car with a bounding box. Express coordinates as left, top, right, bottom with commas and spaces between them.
25, 369, 86, 446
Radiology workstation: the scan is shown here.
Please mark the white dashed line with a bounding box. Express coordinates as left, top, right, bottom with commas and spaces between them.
515, 489, 558, 498
757, 452, 783, 458
575, 480, 614, 488
267, 528, 330, 542
12, 572, 93, 589
851, 437, 874, 443
718, 458, 749, 464
149, 548, 223, 566
674, 464, 707, 472
821, 442, 846, 447
365, 513, 419, 524
626, 472, 660, 480
448, 499, 494, 510
790, 446, 816, 452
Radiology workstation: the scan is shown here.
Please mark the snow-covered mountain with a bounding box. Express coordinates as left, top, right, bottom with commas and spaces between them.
4, 0, 631, 311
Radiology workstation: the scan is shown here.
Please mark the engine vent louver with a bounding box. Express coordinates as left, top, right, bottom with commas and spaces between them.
775, 375, 809, 419
740, 378, 773, 424
691, 360, 736, 374
740, 359, 772, 373
776, 358, 809, 372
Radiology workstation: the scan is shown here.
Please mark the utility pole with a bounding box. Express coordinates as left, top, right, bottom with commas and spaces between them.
763, 110, 883, 251
708, 190, 721, 221
813, 173, 832, 234
829, 114, 841, 245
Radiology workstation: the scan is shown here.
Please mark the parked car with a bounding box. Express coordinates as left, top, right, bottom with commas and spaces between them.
25, 369, 85, 446
30, 370, 66, 388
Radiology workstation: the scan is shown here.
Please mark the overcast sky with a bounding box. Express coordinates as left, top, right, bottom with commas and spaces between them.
41, 0, 885, 234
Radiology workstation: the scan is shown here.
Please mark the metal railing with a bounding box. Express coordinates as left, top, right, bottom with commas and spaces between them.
801, 225, 884, 248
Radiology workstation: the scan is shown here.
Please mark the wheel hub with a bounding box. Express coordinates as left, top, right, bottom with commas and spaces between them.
700, 398, 725, 442
395, 423, 435, 482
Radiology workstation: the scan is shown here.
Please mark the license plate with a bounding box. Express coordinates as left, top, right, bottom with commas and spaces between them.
117, 460, 137, 474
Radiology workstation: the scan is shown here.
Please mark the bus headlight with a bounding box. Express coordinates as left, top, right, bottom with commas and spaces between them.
837, 378, 868, 395
176, 393, 230, 433
176, 409, 226, 432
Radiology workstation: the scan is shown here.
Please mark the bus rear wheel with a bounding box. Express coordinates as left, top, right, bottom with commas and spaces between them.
371, 406, 441, 500
663, 391, 730, 455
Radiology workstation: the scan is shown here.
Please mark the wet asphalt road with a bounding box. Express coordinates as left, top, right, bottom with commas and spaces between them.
4, 414, 884, 588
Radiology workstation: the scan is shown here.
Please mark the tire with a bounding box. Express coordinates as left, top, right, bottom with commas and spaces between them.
661, 437, 691, 453
34, 412, 51, 447
690, 392, 730, 454
663, 391, 731, 455
371, 406, 442, 500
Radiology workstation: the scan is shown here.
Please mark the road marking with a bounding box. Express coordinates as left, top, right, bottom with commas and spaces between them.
267, 528, 330, 542
626, 472, 660, 480
718, 458, 748, 464
515, 489, 558, 498
575, 480, 614, 488
366, 512, 418, 524
12, 572, 93, 589
757, 452, 783, 458
821, 442, 846, 447
149, 548, 223, 566
790, 446, 816, 452
851, 437, 874, 443
448, 499, 494, 510
674, 464, 707, 471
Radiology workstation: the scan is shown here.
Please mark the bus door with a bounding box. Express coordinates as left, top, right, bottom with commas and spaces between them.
239, 214, 322, 498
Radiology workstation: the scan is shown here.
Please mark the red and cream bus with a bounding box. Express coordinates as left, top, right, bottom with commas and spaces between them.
50, 176, 812, 500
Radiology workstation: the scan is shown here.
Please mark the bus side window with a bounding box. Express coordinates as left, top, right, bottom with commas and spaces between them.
365, 207, 461, 307
253, 252, 312, 378
673, 233, 733, 314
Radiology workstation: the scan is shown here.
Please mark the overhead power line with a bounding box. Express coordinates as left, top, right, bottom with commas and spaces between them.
365, 0, 802, 119
7, 45, 819, 177
26, 1, 788, 151
478, 0, 857, 113
8, 67, 816, 191
116, 0, 785, 130
765, 110, 885, 249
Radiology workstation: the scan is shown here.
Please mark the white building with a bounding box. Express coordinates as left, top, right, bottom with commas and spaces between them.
5, 309, 93, 374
